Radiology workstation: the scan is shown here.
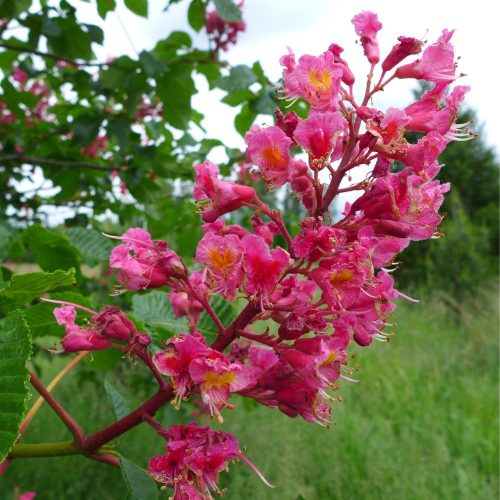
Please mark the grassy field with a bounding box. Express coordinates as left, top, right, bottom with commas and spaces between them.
2, 289, 498, 500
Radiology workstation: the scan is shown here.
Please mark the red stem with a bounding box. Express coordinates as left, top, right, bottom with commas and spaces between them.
81, 386, 173, 452
30, 373, 85, 445
210, 301, 261, 351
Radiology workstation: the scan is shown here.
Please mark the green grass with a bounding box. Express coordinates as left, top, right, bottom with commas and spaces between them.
2, 289, 498, 500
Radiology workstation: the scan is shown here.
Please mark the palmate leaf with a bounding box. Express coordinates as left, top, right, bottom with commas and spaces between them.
132, 291, 187, 337
0, 310, 32, 462
121, 456, 158, 500
62, 227, 113, 267
0, 269, 76, 312
104, 379, 131, 421
198, 295, 237, 344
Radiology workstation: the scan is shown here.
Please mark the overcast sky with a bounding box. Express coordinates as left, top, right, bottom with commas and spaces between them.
78, 0, 499, 154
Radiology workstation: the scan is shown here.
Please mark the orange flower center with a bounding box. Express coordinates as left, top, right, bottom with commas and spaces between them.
208, 247, 236, 272
262, 145, 285, 166
329, 269, 353, 285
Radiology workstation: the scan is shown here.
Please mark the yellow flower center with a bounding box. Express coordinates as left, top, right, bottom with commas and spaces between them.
308, 69, 332, 92
319, 352, 337, 367
204, 370, 236, 389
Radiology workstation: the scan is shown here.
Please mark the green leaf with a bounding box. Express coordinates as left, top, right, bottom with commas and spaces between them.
157, 64, 196, 130
219, 64, 257, 92
139, 51, 166, 77
0, 310, 32, 462
124, 0, 148, 17
222, 89, 254, 106
96, 0, 116, 19
62, 227, 113, 267
121, 456, 158, 500
214, 0, 242, 22
0, 269, 76, 311
108, 115, 131, 154
85, 349, 123, 372
250, 88, 276, 115
22, 225, 81, 274
234, 103, 256, 136
104, 379, 130, 421
153, 31, 192, 61
0, 222, 17, 262
188, 0, 206, 32
72, 114, 102, 147
41, 17, 62, 37
132, 291, 187, 335
83, 23, 105, 45
0, 0, 31, 17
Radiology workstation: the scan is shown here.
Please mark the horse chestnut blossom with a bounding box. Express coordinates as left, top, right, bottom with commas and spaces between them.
43, 12, 472, 499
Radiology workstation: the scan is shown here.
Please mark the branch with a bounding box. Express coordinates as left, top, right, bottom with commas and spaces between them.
81, 385, 174, 452
21, 352, 88, 435
210, 301, 261, 351
9, 441, 80, 458
0, 41, 108, 67
0, 155, 120, 172
30, 373, 85, 445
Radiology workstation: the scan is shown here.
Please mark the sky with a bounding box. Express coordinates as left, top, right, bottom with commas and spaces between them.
12, 0, 498, 223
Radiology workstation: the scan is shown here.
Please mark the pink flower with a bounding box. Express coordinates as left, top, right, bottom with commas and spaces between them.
205, 8, 246, 52
289, 159, 317, 213
109, 228, 185, 290
153, 333, 211, 403
327, 44, 355, 86
279, 334, 349, 391
274, 109, 299, 145
280, 49, 343, 110
365, 107, 410, 153
193, 161, 257, 222
149, 423, 271, 497
294, 111, 346, 170
352, 11, 383, 64
399, 131, 448, 172
245, 125, 292, 188
54, 306, 111, 352
382, 36, 423, 72
396, 29, 456, 82
310, 246, 373, 309
241, 234, 291, 298
91, 305, 136, 342
406, 85, 470, 138
195, 233, 243, 300
19, 493, 36, 500
13, 66, 28, 84
189, 357, 250, 420
250, 215, 280, 245
81, 135, 107, 158
351, 168, 450, 240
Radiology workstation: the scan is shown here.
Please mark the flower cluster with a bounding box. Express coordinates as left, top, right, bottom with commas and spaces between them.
46, 11, 470, 499
205, 4, 246, 52
149, 423, 271, 498
153, 333, 250, 421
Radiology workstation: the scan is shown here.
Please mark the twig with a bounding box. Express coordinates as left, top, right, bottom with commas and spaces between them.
21, 352, 89, 434
29, 373, 85, 445
0, 154, 119, 172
